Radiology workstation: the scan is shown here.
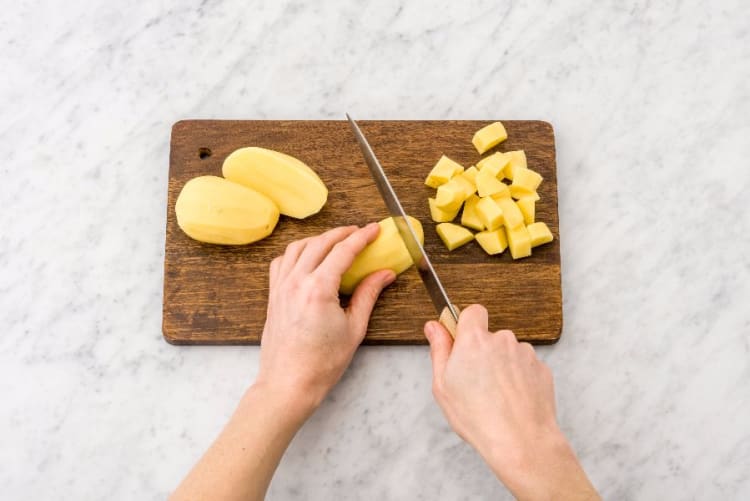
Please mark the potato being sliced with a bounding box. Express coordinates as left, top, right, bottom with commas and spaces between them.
429, 197, 459, 223
475, 229, 508, 255
527, 222, 554, 247
461, 194, 485, 231
436, 223, 474, 251
472, 122, 508, 154
425, 155, 464, 188
340, 216, 423, 294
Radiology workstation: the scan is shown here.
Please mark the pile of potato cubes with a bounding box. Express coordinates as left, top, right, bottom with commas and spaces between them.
425, 121, 553, 259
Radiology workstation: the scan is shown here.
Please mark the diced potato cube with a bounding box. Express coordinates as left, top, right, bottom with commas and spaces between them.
516, 190, 540, 202
436, 223, 474, 251
461, 195, 485, 231
475, 229, 508, 255
476, 167, 508, 197
429, 197, 459, 223
506, 225, 532, 259
496, 197, 524, 229
425, 155, 464, 188
512, 168, 543, 193
454, 174, 477, 199
527, 222, 554, 247
476, 152, 510, 178
460, 165, 479, 186
503, 150, 527, 180
516, 198, 535, 225
490, 184, 512, 201
472, 122, 508, 154
476, 196, 504, 231
510, 185, 538, 200
435, 177, 471, 211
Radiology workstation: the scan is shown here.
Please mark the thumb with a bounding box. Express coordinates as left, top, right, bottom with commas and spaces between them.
425, 320, 453, 381
347, 269, 396, 340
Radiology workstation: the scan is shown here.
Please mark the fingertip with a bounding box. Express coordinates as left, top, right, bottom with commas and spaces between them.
381, 269, 396, 286
424, 321, 438, 341
461, 303, 487, 317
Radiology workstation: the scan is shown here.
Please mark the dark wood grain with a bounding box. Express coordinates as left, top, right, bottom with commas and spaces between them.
163, 120, 562, 345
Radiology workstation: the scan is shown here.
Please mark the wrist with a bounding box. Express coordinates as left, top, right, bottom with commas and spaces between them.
245, 380, 322, 424
485, 428, 590, 500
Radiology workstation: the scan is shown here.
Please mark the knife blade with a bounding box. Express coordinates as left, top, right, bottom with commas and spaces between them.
346, 114, 460, 336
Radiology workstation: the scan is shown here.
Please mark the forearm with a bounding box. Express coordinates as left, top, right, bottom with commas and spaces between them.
170, 383, 315, 501
484, 431, 600, 501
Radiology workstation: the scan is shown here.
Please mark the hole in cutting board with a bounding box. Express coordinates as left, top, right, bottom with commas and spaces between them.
198, 147, 212, 159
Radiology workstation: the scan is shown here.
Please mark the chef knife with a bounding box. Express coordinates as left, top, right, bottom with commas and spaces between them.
346, 114, 460, 337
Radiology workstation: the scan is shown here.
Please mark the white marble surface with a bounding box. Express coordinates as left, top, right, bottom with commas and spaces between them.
2, 0, 749, 499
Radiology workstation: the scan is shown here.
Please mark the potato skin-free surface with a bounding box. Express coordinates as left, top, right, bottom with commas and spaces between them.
175, 176, 279, 245
340, 216, 423, 295
222, 147, 328, 219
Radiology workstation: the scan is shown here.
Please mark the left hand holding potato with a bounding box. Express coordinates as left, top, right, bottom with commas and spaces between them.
255, 223, 396, 415
171, 224, 395, 501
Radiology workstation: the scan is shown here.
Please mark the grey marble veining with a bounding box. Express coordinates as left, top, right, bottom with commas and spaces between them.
1, 0, 749, 499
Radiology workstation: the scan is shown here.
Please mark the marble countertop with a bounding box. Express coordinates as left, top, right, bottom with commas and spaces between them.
2, 1, 748, 499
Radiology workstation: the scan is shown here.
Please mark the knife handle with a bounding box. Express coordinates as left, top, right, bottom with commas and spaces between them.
439, 305, 460, 339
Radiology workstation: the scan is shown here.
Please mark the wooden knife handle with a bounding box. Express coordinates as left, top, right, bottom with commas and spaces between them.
439, 305, 460, 339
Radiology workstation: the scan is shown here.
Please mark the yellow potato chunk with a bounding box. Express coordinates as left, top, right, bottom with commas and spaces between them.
527, 222, 554, 247
516, 198, 535, 225
476, 196, 504, 231
222, 147, 327, 219
435, 177, 471, 211
436, 223, 474, 251
425, 155, 464, 188
472, 122, 508, 154
429, 197, 459, 223
460, 166, 479, 187
512, 168, 543, 193
460, 195, 485, 231
341, 216, 423, 294
515, 190, 540, 202
510, 185, 539, 200
175, 176, 279, 245
506, 225, 532, 259
476, 167, 508, 197
496, 197, 524, 229
476, 152, 510, 178
503, 150, 527, 180
490, 184, 512, 201
475, 229, 508, 255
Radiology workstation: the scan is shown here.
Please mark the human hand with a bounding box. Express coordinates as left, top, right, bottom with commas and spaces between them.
425, 305, 599, 500
255, 223, 395, 417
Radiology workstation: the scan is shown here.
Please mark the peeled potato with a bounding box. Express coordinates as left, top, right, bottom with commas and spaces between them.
222, 147, 328, 219
340, 216, 423, 295
175, 176, 279, 245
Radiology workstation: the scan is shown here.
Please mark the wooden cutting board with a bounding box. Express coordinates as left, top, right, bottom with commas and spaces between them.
163, 120, 562, 345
